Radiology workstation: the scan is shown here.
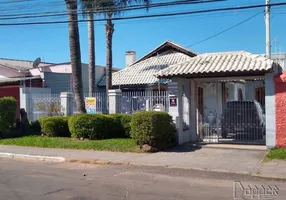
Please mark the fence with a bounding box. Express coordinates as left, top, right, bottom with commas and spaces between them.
25, 90, 169, 121
121, 90, 169, 114
27, 93, 63, 121
72, 92, 107, 114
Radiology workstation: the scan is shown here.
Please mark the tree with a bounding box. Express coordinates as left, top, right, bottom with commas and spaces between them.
80, 0, 96, 97
96, 0, 150, 112
65, 0, 86, 113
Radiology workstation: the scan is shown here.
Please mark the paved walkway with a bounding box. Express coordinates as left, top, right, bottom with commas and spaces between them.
0, 144, 285, 179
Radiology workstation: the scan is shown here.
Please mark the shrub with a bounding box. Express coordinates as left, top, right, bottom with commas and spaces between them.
0, 97, 17, 133
37, 116, 49, 128
28, 120, 42, 135
69, 114, 120, 140
41, 116, 70, 137
110, 114, 132, 138
130, 111, 176, 150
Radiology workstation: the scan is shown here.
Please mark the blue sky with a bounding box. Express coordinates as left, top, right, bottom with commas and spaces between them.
0, 0, 286, 68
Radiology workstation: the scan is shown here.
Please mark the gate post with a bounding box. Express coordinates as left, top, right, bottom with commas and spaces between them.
190, 79, 198, 141
168, 79, 183, 145
60, 92, 73, 116
108, 89, 122, 114
265, 73, 276, 148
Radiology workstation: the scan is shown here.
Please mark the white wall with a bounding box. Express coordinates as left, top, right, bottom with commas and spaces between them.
30, 63, 106, 93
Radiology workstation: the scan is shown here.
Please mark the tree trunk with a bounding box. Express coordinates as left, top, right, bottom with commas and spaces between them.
88, 12, 96, 97
65, 0, 86, 113
105, 13, 114, 113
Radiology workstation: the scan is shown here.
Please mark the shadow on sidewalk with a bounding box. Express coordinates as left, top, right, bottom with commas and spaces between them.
164, 143, 202, 153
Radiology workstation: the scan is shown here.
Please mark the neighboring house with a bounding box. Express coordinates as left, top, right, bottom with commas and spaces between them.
0, 58, 116, 118
29, 62, 118, 93
98, 41, 197, 91
0, 58, 52, 117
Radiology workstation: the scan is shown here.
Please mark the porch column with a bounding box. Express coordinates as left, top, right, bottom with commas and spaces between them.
181, 79, 191, 143
168, 79, 183, 144
265, 73, 276, 148
190, 79, 198, 141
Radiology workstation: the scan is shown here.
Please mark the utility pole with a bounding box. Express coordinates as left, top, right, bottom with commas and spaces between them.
265, 0, 271, 58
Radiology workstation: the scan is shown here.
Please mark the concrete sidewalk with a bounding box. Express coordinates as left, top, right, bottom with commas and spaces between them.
0, 144, 285, 180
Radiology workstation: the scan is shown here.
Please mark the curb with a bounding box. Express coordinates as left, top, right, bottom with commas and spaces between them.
66, 158, 286, 181
0, 152, 66, 163
1, 153, 286, 181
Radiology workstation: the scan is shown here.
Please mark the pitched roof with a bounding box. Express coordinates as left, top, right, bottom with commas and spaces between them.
98, 41, 197, 86
0, 58, 53, 71
156, 51, 276, 78
132, 40, 197, 65
98, 50, 193, 86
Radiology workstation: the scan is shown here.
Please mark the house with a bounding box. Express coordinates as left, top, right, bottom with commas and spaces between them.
29, 62, 119, 93
0, 58, 117, 118
156, 50, 280, 147
98, 41, 197, 91
0, 58, 53, 117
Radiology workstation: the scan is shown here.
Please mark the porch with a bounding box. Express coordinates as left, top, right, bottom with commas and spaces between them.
156, 51, 280, 148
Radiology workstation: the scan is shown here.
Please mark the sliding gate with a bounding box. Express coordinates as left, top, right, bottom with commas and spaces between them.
197, 79, 266, 145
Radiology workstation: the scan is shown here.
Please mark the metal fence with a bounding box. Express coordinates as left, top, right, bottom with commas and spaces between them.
197, 79, 266, 145
73, 92, 107, 114
121, 90, 169, 114
28, 93, 63, 121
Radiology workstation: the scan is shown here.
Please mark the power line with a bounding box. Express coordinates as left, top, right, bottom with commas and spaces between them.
0, 1, 285, 26
187, 11, 263, 47
0, 0, 221, 18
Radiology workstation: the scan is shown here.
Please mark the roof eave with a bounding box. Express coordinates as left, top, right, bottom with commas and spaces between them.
157, 69, 273, 79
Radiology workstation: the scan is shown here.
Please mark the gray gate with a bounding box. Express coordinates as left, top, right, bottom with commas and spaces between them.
198, 79, 266, 145
121, 91, 169, 114
28, 93, 63, 121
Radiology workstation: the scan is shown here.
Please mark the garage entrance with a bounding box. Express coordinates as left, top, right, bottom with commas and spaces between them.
197, 78, 266, 144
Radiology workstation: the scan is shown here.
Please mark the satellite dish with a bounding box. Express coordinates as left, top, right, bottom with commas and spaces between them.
33, 57, 41, 69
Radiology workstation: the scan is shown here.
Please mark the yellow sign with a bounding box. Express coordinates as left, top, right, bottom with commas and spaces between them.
85, 97, 96, 114
85, 97, 96, 105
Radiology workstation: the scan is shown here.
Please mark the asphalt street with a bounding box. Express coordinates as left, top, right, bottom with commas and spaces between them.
0, 158, 286, 200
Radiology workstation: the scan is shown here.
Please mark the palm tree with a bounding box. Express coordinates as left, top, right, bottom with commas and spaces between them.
80, 0, 96, 97
96, 0, 150, 112
65, 0, 86, 113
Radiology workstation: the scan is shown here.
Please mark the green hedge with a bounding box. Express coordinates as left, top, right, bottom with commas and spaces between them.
41, 116, 70, 137
68, 114, 131, 140
110, 114, 132, 138
0, 97, 17, 133
130, 111, 176, 150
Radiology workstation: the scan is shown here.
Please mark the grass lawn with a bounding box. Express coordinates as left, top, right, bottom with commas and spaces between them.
264, 148, 286, 162
0, 136, 142, 153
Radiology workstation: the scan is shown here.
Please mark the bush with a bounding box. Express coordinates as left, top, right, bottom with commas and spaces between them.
28, 120, 42, 135
130, 111, 176, 150
0, 97, 17, 133
69, 114, 123, 140
110, 114, 132, 138
41, 116, 70, 137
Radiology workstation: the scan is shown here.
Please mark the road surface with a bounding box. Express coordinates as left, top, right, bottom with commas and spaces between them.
0, 158, 285, 200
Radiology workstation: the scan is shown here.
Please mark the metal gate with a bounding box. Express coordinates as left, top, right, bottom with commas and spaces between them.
198, 79, 266, 145
121, 90, 169, 114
